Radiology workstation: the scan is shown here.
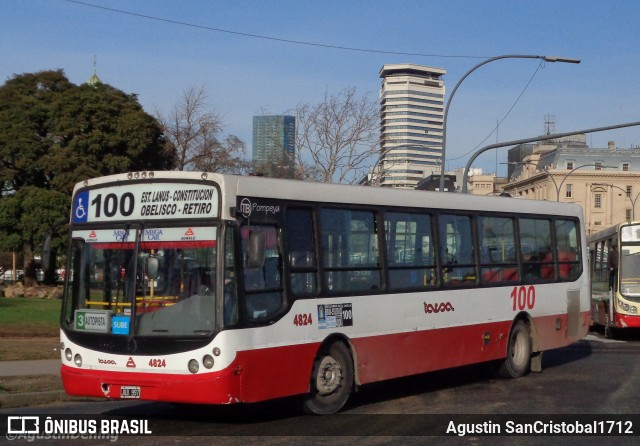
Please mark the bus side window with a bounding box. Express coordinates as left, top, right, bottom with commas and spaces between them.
320, 208, 381, 293
385, 211, 436, 291
520, 218, 552, 282
438, 213, 476, 285
478, 216, 518, 284
284, 208, 317, 297
556, 219, 581, 281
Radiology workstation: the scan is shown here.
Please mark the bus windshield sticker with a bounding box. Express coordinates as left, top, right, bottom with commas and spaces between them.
72, 183, 219, 223
317, 303, 353, 330
73, 227, 217, 247
75, 310, 112, 333
112, 315, 130, 335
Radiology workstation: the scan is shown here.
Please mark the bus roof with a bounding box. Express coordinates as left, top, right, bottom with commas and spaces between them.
73, 171, 585, 220
588, 221, 640, 243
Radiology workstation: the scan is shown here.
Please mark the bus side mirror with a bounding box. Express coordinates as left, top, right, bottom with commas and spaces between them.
247, 232, 266, 269
147, 257, 159, 280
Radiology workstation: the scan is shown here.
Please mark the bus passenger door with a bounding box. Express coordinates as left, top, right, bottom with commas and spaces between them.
240, 225, 284, 323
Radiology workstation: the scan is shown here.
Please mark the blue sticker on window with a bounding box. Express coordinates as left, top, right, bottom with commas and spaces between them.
112, 316, 130, 335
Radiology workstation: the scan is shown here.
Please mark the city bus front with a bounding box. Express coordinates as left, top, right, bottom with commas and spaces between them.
60, 175, 243, 404
616, 223, 640, 327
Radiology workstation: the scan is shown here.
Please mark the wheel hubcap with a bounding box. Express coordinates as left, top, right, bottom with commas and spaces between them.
316, 355, 342, 395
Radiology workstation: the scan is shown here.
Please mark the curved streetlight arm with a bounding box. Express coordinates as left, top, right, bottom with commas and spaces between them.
461, 120, 640, 193
592, 183, 640, 220
440, 54, 581, 192
553, 164, 616, 201
367, 142, 438, 186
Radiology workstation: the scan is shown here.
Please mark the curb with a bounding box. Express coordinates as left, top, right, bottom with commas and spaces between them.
0, 390, 68, 409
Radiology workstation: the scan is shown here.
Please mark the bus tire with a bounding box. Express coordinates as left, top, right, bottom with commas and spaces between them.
302, 342, 354, 415
497, 320, 531, 379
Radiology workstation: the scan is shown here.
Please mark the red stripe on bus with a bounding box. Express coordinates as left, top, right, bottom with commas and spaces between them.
61, 311, 589, 405
89, 241, 216, 250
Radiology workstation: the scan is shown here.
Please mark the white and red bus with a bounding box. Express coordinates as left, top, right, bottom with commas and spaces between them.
60, 171, 590, 414
589, 221, 640, 338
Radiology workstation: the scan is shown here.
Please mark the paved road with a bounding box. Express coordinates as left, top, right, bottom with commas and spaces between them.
0, 360, 60, 377
3, 332, 640, 444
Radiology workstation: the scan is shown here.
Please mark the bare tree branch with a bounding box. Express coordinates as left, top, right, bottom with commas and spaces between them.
157, 85, 248, 173
295, 87, 378, 184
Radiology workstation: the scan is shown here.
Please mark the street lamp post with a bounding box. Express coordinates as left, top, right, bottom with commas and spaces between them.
440, 54, 581, 192
501, 161, 615, 200
461, 120, 640, 193
592, 183, 640, 221
552, 164, 616, 201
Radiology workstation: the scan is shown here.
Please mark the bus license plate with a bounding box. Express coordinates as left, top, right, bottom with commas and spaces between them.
120, 386, 141, 399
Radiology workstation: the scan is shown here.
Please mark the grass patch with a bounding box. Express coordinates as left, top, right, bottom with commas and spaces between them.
0, 298, 61, 360
0, 297, 61, 337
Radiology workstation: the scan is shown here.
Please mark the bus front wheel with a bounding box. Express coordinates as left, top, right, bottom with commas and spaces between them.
497, 320, 531, 379
302, 342, 354, 415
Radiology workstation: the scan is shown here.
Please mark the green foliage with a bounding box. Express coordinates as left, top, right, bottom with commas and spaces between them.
0, 70, 176, 278
16, 187, 69, 255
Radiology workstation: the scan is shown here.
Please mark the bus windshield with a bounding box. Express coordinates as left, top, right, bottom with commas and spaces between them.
63, 226, 218, 337
620, 245, 640, 300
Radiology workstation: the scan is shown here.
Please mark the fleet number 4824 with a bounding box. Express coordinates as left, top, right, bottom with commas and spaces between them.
510, 285, 536, 311
293, 313, 313, 326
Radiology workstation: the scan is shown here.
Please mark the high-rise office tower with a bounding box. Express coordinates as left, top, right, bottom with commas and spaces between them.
252, 115, 296, 178
378, 64, 446, 188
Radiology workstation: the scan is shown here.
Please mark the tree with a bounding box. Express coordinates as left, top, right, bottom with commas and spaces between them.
158, 85, 249, 173
295, 87, 379, 184
0, 70, 174, 285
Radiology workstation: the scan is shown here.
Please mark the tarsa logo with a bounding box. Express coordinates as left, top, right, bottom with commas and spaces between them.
424, 301, 455, 313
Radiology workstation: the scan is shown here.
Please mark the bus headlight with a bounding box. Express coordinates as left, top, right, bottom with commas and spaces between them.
203, 355, 214, 369
74, 354, 83, 367
65, 348, 73, 361
618, 299, 638, 314
188, 359, 199, 374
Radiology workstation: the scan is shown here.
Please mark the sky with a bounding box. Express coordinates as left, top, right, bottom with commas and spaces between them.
2, 0, 640, 177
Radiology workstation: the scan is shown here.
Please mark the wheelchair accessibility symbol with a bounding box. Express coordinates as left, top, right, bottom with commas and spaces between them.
75, 198, 86, 219
73, 191, 90, 223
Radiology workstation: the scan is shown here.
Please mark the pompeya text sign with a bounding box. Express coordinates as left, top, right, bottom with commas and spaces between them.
72, 183, 219, 223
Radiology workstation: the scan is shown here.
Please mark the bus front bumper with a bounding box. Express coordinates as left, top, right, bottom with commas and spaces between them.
61, 363, 243, 405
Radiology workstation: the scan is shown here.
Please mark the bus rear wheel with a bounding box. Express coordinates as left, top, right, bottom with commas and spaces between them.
497, 321, 531, 379
302, 342, 353, 415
